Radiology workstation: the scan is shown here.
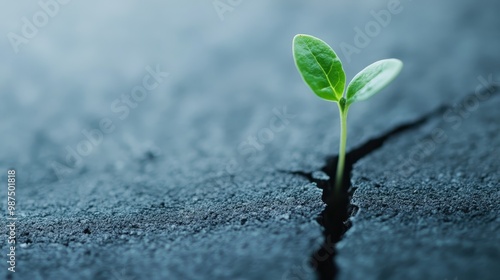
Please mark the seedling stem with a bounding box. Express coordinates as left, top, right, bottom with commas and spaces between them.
336, 99, 348, 193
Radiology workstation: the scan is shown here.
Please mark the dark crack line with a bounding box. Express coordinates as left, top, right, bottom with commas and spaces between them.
286, 85, 498, 280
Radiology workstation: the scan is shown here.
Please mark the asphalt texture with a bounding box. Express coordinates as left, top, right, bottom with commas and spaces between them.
338, 89, 500, 280
1, 1, 499, 280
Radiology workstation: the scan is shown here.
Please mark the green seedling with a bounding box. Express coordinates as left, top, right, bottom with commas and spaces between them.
292, 34, 403, 193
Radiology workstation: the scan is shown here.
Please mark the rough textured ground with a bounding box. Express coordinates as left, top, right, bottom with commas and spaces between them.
12, 171, 324, 280
1, 0, 499, 279
338, 90, 500, 280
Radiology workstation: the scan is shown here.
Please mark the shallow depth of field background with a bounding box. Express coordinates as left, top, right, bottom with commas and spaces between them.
2, 0, 498, 181
1, 2, 499, 279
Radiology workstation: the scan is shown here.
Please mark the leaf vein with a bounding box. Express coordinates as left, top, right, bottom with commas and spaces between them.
304, 42, 337, 98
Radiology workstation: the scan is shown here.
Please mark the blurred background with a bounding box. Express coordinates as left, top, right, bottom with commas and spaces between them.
1, 1, 500, 279
1, 0, 499, 182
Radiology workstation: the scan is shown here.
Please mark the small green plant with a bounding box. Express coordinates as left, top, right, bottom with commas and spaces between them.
292, 34, 403, 193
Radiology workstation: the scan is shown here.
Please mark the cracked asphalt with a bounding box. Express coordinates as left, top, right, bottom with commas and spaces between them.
1, 1, 499, 279
339, 89, 500, 280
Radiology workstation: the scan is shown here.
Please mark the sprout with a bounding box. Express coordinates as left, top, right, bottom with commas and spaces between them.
293, 34, 403, 193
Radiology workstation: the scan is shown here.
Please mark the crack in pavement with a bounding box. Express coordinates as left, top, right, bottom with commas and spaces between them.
288, 85, 498, 280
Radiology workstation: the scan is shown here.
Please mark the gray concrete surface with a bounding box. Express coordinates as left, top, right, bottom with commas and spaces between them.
0, 0, 499, 279
339, 90, 500, 280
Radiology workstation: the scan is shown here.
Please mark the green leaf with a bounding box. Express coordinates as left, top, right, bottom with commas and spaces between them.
293, 34, 345, 102
346, 59, 403, 105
